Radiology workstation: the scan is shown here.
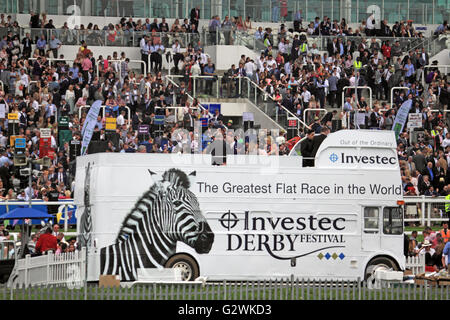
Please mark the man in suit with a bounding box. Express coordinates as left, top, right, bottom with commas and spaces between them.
406, 156, 416, 173
327, 38, 338, 57
53, 166, 68, 186
183, 107, 195, 132
190, 7, 200, 31
413, 150, 427, 173
311, 126, 330, 160
422, 161, 438, 186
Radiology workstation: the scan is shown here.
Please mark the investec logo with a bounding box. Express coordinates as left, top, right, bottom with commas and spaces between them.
329, 153, 396, 165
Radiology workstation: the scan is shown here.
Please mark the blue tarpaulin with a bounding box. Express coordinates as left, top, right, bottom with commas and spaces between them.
0, 201, 77, 226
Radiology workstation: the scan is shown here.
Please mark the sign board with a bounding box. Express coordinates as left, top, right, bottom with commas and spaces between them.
70, 140, 81, 161
9, 135, 19, 147
105, 117, 117, 131
287, 117, 297, 127
407, 113, 422, 129
208, 104, 221, 115
243, 112, 254, 122
138, 125, 149, 134
40, 128, 52, 138
58, 116, 69, 129
7, 113, 18, 120
200, 118, 209, 127
14, 138, 26, 149
154, 115, 165, 126
39, 137, 52, 159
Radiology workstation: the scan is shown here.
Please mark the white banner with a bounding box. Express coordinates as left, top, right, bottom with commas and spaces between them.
392, 99, 412, 139
81, 100, 102, 156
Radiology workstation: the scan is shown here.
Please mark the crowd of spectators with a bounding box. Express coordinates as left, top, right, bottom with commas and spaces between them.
0, 12, 448, 209
0, 222, 76, 258
406, 221, 450, 272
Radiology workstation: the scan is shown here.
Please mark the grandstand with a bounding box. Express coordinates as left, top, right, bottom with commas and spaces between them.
0, 0, 448, 252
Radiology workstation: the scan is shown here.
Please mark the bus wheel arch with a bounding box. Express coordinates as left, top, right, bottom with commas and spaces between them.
364, 255, 400, 281
164, 253, 200, 281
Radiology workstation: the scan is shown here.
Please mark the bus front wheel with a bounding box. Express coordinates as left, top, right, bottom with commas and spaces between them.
165, 254, 199, 281
365, 257, 398, 281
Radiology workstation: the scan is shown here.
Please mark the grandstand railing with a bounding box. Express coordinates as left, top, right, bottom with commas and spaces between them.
28, 57, 100, 79
166, 74, 311, 134
390, 87, 410, 108
164, 75, 211, 117
3, 26, 437, 51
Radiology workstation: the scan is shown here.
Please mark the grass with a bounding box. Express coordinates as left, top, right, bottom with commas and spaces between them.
1, 283, 449, 300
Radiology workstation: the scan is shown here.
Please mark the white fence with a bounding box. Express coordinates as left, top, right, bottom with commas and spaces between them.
405, 255, 425, 275
8, 248, 86, 289
403, 196, 450, 226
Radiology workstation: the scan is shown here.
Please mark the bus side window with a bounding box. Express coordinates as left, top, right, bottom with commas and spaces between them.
363, 207, 379, 233
383, 207, 403, 235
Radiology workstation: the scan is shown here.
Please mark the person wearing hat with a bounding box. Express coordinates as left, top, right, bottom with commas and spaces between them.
418, 239, 435, 269
226, 119, 233, 130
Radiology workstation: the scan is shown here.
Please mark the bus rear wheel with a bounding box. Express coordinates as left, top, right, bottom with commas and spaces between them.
165, 254, 199, 281
365, 257, 398, 281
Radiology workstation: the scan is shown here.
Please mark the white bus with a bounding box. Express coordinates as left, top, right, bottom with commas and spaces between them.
75, 130, 405, 282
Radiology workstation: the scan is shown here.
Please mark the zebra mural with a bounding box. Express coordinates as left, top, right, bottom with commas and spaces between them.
78, 162, 92, 248
100, 168, 215, 281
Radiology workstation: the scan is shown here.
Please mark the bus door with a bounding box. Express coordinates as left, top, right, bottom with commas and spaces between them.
361, 207, 381, 252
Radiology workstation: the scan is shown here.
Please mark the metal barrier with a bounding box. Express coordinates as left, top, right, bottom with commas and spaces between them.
390, 87, 410, 108
341, 86, 373, 129
0, 240, 16, 261
403, 196, 450, 227
29, 57, 99, 79
108, 59, 147, 77
154, 106, 200, 125
167, 74, 311, 135
303, 108, 328, 126
164, 76, 210, 116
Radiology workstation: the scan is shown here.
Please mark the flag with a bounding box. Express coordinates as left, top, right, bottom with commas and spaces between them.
81, 100, 103, 156
56, 212, 62, 224
12, 219, 19, 226
392, 99, 412, 140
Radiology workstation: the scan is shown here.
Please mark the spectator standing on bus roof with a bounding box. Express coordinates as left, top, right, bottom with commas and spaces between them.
300, 129, 315, 167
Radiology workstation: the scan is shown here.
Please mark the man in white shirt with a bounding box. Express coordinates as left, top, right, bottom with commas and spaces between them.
140, 35, 149, 74
301, 87, 311, 106
117, 110, 126, 126
366, 14, 375, 36
309, 43, 319, 56
244, 60, 256, 82
172, 39, 184, 74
